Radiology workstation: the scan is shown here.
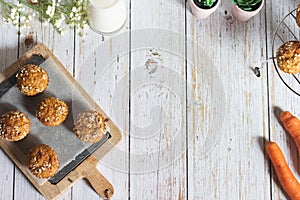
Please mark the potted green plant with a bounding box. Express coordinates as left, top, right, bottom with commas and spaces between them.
189, 0, 221, 19
231, 0, 264, 21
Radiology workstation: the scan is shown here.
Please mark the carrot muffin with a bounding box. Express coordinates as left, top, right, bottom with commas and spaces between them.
36, 97, 69, 126
276, 41, 300, 74
16, 64, 49, 96
0, 111, 30, 141
296, 4, 300, 28
73, 110, 107, 143
27, 144, 59, 178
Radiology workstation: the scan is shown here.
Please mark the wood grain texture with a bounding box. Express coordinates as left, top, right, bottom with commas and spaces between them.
0, 7, 23, 200
130, 0, 186, 200
186, 0, 269, 199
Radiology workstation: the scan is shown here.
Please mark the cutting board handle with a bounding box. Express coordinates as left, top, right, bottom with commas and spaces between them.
0, 72, 7, 83
81, 155, 114, 199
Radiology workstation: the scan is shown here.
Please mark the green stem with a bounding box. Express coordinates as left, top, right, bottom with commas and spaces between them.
18, 0, 51, 19
0, 0, 7, 5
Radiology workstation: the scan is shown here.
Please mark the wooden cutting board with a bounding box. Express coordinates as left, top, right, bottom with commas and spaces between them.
0, 43, 122, 200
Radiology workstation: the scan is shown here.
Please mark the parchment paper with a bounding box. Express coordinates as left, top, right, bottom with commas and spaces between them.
0, 58, 97, 185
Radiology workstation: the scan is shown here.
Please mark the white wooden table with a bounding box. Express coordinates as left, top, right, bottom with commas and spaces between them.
0, 0, 299, 199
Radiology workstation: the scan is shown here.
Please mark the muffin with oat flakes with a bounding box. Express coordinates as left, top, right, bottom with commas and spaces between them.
276, 41, 300, 74
0, 111, 30, 141
36, 97, 69, 126
16, 64, 49, 96
73, 110, 107, 143
27, 144, 59, 178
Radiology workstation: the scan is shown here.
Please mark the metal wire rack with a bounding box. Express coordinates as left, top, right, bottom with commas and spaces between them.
272, 8, 300, 96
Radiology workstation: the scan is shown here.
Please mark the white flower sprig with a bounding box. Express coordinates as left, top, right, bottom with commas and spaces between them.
0, 0, 88, 35
1, 1, 32, 28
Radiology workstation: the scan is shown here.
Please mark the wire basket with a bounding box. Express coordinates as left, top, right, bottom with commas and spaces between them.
272, 8, 300, 96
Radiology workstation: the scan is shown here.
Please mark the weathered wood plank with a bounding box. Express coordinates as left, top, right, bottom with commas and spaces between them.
0, 2, 23, 200
130, 0, 187, 199
0, 151, 14, 200
186, 0, 269, 199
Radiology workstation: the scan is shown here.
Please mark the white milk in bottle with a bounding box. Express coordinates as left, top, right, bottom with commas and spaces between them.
87, 0, 127, 34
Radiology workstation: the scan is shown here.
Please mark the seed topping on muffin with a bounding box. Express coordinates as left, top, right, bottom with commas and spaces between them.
0, 111, 30, 141
36, 97, 69, 126
73, 110, 107, 143
27, 144, 59, 178
16, 64, 49, 96
276, 41, 300, 74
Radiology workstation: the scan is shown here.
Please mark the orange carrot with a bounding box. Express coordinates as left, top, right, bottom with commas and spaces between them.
266, 142, 300, 200
280, 111, 300, 154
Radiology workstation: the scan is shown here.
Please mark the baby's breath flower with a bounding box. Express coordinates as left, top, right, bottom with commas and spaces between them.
0, 0, 89, 36
11, 8, 16, 13
45, 6, 53, 16
60, 13, 65, 20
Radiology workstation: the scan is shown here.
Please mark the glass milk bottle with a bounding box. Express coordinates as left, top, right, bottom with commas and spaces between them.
87, 0, 127, 34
